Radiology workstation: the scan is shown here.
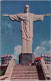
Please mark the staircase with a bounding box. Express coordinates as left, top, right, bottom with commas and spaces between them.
11, 65, 39, 80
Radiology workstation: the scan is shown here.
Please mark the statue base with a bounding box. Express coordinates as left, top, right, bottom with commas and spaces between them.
19, 53, 34, 65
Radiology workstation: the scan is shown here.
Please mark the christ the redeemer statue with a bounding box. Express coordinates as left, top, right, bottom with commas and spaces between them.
3, 5, 51, 54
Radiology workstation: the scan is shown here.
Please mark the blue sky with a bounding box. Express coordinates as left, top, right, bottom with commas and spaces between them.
1, 1, 51, 64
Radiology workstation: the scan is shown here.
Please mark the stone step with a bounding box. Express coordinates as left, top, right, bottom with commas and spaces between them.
13, 69, 37, 72
11, 65, 39, 80
11, 74, 38, 77
15, 65, 36, 67
13, 67, 37, 70
14, 66, 36, 68
11, 75, 38, 78
12, 71, 38, 74
13, 68, 37, 70
11, 75, 38, 77
14, 65, 36, 68
11, 78, 38, 79
13, 67, 37, 69
11, 76, 39, 79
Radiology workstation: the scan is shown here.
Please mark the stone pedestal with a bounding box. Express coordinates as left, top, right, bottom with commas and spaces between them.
19, 53, 33, 65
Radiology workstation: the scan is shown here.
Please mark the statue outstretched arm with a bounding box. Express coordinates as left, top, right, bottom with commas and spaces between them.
33, 14, 45, 21
3, 14, 9, 16
33, 13, 51, 21
3, 14, 21, 21
44, 13, 51, 16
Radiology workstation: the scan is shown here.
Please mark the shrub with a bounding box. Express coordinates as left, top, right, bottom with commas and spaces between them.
0, 70, 4, 76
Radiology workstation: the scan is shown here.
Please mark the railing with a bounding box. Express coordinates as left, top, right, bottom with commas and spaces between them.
0, 58, 15, 80
35, 58, 47, 80
40, 59, 47, 80
40, 58, 50, 80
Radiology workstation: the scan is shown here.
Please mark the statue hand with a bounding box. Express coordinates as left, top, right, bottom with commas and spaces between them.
2, 14, 9, 16
44, 13, 51, 16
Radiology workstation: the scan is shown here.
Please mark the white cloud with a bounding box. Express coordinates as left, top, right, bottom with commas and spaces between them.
49, 40, 51, 44
13, 45, 21, 63
2, 22, 13, 35
41, 40, 51, 48
13, 40, 51, 62
33, 40, 51, 57
0, 62, 1, 66
2, 22, 12, 29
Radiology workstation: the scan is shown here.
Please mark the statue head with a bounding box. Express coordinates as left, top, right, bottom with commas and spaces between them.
24, 5, 29, 13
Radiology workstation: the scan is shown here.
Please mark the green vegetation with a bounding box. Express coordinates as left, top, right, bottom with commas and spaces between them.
0, 70, 4, 76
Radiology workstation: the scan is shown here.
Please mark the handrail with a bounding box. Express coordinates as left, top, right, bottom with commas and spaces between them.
40, 58, 49, 80
40, 59, 46, 80
0, 75, 8, 80
0, 58, 15, 80
5, 58, 15, 79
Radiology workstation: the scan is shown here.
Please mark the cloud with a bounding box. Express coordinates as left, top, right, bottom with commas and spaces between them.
2, 22, 13, 35
40, 40, 51, 48
13, 40, 51, 63
13, 45, 21, 63
0, 62, 1, 66
33, 40, 51, 57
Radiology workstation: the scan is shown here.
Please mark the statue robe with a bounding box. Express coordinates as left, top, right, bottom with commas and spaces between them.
9, 13, 44, 53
